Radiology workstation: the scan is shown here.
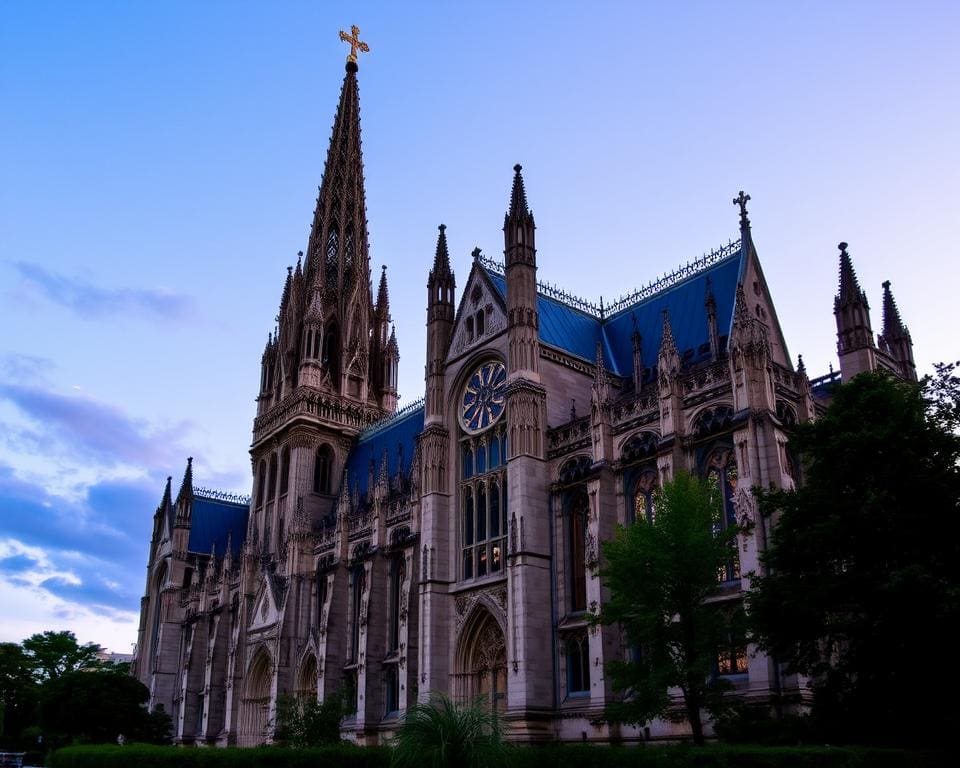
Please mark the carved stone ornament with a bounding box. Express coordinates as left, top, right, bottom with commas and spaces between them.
585, 531, 599, 572
731, 486, 756, 551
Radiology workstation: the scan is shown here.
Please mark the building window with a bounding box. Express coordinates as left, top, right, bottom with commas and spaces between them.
314, 444, 333, 494
388, 555, 404, 653
279, 447, 290, 496
705, 448, 740, 583
568, 488, 588, 612
460, 425, 507, 581
267, 454, 278, 499
343, 669, 358, 717
630, 467, 658, 524
349, 565, 365, 663
316, 569, 328, 628
566, 632, 590, 696
384, 667, 399, 715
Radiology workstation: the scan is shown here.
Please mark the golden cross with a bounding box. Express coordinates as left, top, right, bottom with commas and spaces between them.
339, 25, 370, 63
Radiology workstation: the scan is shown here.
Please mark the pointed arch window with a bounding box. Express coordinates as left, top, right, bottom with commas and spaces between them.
704, 447, 740, 583
267, 454, 279, 500
565, 632, 590, 696
348, 565, 366, 663
631, 468, 659, 524
568, 488, 589, 612
314, 445, 333, 494
460, 423, 507, 582
279, 447, 290, 497
256, 460, 267, 508
388, 554, 405, 653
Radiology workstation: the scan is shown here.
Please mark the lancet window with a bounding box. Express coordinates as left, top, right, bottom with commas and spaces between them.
567, 488, 589, 612
460, 425, 507, 581
314, 445, 333, 494
565, 631, 590, 697
704, 447, 740, 583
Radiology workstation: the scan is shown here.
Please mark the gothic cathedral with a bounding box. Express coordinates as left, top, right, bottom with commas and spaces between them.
132, 38, 917, 746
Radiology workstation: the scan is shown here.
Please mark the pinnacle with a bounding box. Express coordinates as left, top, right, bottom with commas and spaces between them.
836, 241, 867, 308
881, 279, 908, 339
176, 457, 194, 505
507, 163, 532, 221
431, 223, 452, 279
377, 264, 390, 316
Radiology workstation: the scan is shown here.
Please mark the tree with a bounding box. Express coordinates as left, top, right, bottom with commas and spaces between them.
600, 471, 740, 745
391, 695, 509, 768
273, 692, 346, 747
747, 371, 960, 746
21, 631, 101, 684
38, 669, 160, 745
0, 642, 38, 743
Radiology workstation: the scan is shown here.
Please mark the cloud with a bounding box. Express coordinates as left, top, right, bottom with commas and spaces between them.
0, 381, 191, 468
11, 262, 195, 321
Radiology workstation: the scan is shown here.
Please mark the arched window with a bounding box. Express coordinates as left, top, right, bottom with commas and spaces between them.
460, 423, 507, 581
255, 460, 266, 508
631, 468, 659, 524
267, 454, 278, 500
349, 565, 365, 663
705, 448, 740, 583
388, 555, 405, 653
314, 445, 333, 494
150, 561, 168, 664
565, 632, 590, 696
279, 447, 290, 497
455, 609, 506, 710
322, 323, 339, 388
568, 488, 588, 612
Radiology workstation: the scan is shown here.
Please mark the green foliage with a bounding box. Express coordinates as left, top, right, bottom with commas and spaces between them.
748, 371, 960, 746
0, 641, 38, 743
390, 695, 509, 768
47, 743, 948, 768
49, 743, 393, 768
22, 631, 102, 683
39, 669, 165, 745
273, 693, 346, 747
600, 472, 740, 744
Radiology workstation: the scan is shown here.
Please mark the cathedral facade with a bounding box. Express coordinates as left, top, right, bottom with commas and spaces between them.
131, 50, 917, 746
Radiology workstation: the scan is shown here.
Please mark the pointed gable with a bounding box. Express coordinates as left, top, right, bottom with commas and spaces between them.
448, 257, 508, 360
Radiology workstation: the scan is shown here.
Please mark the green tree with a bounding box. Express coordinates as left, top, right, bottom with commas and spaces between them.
21, 631, 101, 684
600, 471, 740, 745
38, 668, 159, 745
273, 692, 346, 747
0, 642, 38, 743
747, 371, 960, 746
391, 695, 508, 768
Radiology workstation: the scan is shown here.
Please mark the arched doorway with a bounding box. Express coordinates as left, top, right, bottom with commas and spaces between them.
239, 648, 272, 746
454, 607, 507, 711
297, 654, 318, 701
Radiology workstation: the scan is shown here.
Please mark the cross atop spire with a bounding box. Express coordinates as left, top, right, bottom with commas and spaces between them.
339, 25, 370, 68
733, 190, 751, 229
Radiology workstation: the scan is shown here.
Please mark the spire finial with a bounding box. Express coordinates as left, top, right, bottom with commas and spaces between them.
431, 223, 452, 278
733, 190, 751, 229
507, 163, 531, 220
733, 189, 750, 229
339, 25, 370, 68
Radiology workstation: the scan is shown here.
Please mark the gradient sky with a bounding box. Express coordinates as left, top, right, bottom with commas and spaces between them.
1, 1, 958, 652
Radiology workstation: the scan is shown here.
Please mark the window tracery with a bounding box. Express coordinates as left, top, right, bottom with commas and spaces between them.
460, 424, 507, 581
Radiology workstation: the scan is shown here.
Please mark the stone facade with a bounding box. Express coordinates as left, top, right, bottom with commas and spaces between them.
132, 56, 916, 746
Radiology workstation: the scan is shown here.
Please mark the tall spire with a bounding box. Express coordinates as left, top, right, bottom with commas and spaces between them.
507, 163, 532, 222
303, 47, 371, 309
881, 280, 907, 340
835, 241, 868, 309
176, 457, 194, 505
376, 265, 391, 320
431, 224, 452, 280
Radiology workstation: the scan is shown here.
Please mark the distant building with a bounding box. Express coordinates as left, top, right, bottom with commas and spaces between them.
132, 42, 916, 746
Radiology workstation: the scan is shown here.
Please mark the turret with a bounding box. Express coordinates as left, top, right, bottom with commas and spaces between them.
425, 224, 455, 424
504, 164, 539, 381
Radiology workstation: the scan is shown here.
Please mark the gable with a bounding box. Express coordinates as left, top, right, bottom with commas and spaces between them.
449, 264, 507, 360
248, 576, 281, 632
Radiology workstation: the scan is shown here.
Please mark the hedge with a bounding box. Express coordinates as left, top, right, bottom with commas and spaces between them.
49, 743, 947, 768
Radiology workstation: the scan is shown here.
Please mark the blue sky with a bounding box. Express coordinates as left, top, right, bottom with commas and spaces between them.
1, 1, 957, 652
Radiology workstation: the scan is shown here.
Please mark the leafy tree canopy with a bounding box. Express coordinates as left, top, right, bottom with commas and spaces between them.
39, 669, 165, 745
600, 471, 740, 745
748, 370, 960, 746
274, 692, 346, 748
0, 642, 38, 740
22, 631, 102, 684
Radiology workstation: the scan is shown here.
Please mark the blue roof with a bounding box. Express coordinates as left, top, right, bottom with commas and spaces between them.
485, 246, 745, 380
344, 403, 425, 498
187, 496, 248, 557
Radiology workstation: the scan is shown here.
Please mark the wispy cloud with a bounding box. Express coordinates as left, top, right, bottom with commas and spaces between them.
11, 262, 195, 321
0, 382, 191, 468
